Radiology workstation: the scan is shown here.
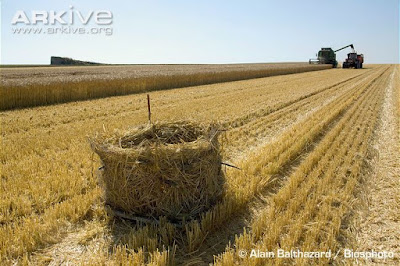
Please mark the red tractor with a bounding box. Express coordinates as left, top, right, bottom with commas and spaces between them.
343, 52, 364, 69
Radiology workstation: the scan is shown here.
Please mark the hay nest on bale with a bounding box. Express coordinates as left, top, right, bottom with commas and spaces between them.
90, 121, 224, 222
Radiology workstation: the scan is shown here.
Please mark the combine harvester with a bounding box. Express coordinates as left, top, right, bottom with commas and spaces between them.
309, 44, 364, 69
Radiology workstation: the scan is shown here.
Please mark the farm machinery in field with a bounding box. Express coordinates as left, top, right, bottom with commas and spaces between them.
309, 44, 364, 69
342, 51, 364, 69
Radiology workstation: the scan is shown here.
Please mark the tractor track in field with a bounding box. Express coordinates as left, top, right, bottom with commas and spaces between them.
354, 66, 400, 265
178, 66, 391, 265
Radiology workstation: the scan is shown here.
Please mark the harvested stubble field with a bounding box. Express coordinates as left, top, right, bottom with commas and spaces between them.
0, 64, 399, 265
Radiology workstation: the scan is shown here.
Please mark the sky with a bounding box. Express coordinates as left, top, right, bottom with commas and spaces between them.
1, 0, 399, 64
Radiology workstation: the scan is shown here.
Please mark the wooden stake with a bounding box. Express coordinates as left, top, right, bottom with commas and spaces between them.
147, 94, 151, 124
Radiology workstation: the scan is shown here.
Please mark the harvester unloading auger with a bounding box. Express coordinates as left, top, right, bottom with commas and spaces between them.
309, 44, 364, 69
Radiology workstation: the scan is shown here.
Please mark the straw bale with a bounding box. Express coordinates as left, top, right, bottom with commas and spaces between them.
90, 121, 224, 221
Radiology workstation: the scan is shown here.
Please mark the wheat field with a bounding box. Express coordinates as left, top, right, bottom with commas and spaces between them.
1, 64, 399, 265
0, 63, 329, 110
